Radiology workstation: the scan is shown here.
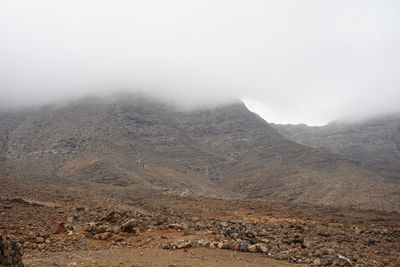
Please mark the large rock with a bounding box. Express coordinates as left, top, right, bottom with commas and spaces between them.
0, 235, 24, 267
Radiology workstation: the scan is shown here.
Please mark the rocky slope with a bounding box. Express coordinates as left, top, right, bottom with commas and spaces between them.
272, 115, 400, 175
0, 94, 399, 212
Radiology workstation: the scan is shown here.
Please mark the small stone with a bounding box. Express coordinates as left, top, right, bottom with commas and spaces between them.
314, 258, 322, 265
154, 220, 164, 226
256, 243, 268, 253
246, 231, 255, 238
217, 241, 229, 249
104, 211, 116, 222
113, 235, 124, 242
112, 226, 121, 234
219, 222, 228, 228
121, 219, 137, 233
239, 241, 248, 252
168, 224, 184, 230
101, 232, 112, 240
229, 240, 240, 251
28, 231, 36, 239
268, 242, 279, 248
35, 237, 45, 243
248, 245, 257, 253
337, 254, 354, 267
49, 222, 66, 234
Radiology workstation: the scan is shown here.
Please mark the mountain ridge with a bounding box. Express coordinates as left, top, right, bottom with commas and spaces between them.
272, 114, 400, 175
1, 95, 399, 212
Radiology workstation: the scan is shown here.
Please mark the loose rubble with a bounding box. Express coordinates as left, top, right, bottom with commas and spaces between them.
1, 185, 399, 266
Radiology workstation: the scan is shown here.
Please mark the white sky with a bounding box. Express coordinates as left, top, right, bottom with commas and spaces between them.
1, 0, 400, 125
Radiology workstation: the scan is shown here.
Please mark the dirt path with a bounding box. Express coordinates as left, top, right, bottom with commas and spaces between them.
23, 247, 298, 267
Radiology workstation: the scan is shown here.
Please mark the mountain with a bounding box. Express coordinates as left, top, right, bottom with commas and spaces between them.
1, 94, 399, 212
272, 115, 400, 175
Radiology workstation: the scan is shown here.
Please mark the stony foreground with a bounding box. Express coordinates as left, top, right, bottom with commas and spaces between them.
0, 175, 399, 266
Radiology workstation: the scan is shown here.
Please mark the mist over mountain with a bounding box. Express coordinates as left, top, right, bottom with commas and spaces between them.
1, 1, 400, 125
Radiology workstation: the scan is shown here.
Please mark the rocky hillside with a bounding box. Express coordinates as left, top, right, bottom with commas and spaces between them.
0, 95, 399, 211
272, 115, 400, 175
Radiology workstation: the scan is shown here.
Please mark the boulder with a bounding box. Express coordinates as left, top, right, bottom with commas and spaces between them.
0, 235, 24, 266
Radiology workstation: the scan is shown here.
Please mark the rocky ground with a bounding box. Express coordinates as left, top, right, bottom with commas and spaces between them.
1, 176, 399, 266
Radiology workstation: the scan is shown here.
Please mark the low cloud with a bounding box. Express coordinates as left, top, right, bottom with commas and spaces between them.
1, 0, 399, 125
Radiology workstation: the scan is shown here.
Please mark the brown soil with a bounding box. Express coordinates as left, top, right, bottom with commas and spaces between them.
1, 175, 399, 266
23, 247, 297, 267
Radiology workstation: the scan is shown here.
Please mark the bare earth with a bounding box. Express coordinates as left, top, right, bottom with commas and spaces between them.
1, 175, 399, 266
23, 248, 296, 267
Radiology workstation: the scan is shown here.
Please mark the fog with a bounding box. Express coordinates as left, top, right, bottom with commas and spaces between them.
1, 1, 399, 125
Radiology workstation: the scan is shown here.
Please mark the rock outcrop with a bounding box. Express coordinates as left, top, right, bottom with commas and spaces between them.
0, 235, 23, 267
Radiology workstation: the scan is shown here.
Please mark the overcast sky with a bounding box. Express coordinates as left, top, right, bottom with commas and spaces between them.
1, 1, 399, 125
